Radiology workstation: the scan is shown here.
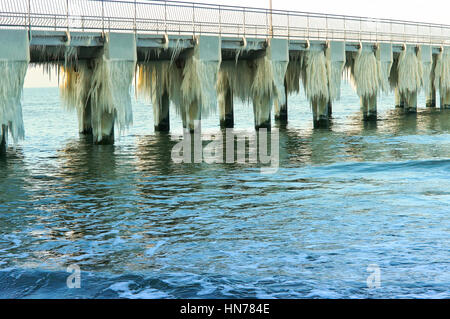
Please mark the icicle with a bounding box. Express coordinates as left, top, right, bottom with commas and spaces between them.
180, 49, 221, 118
434, 49, 450, 108
89, 57, 135, 141
397, 47, 423, 97
285, 54, 303, 95
352, 49, 380, 99
0, 61, 28, 143
326, 44, 345, 102
303, 49, 329, 103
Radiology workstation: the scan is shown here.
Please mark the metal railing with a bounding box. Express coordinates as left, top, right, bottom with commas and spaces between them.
1, 0, 450, 46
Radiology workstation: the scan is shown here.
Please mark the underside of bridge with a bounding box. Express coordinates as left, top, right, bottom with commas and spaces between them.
1, 29, 450, 148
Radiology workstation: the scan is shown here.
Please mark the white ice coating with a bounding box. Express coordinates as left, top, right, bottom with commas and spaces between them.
89, 58, 135, 141
60, 57, 135, 142
326, 46, 345, 102
60, 62, 92, 132
397, 47, 423, 97
285, 55, 302, 95
434, 49, 450, 105
0, 61, 28, 143
351, 49, 380, 99
181, 50, 221, 118
303, 49, 329, 103
218, 44, 288, 127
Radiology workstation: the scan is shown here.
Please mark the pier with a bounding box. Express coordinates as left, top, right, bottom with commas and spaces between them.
1, 0, 450, 146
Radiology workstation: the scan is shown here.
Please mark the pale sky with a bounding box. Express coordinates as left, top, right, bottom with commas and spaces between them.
24, 0, 449, 88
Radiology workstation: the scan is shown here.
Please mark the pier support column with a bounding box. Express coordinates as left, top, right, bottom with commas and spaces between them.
79, 99, 93, 135
253, 38, 289, 130
0, 125, 7, 154
0, 30, 29, 148
186, 102, 201, 133
427, 87, 437, 108
362, 94, 377, 121
312, 97, 330, 128
274, 82, 288, 124
90, 32, 136, 145
253, 97, 272, 130
441, 91, 450, 109
404, 92, 418, 113
426, 51, 437, 108
397, 45, 421, 113
154, 90, 170, 132
395, 88, 405, 108
218, 81, 234, 129
95, 111, 115, 145
421, 45, 435, 108
180, 36, 221, 133
326, 41, 345, 120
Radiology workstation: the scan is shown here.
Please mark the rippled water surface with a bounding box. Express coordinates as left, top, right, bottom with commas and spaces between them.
0, 83, 449, 298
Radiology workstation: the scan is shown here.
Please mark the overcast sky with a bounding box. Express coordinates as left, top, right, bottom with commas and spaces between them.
24, 0, 448, 87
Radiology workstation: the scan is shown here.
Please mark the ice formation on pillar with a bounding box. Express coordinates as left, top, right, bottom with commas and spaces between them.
421, 49, 433, 98
302, 48, 330, 123
326, 46, 345, 102
59, 62, 93, 133
0, 61, 28, 143
397, 47, 423, 109
285, 54, 303, 95
137, 61, 170, 109
89, 58, 135, 142
434, 49, 450, 108
180, 50, 221, 119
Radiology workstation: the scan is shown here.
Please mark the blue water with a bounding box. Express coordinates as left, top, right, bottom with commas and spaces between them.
0, 82, 449, 298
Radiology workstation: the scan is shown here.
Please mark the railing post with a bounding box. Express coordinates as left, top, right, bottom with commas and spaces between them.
243, 8, 246, 37
287, 12, 290, 40
164, 1, 168, 34
66, 0, 69, 32
218, 5, 221, 36
101, 0, 104, 33
192, 3, 195, 36
359, 17, 362, 42
134, 0, 137, 33
325, 15, 328, 41
343, 17, 346, 41
27, 0, 31, 34
307, 15, 310, 40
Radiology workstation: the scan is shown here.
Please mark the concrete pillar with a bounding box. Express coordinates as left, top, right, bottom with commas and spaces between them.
253, 97, 272, 129
79, 97, 93, 135
361, 94, 377, 121
395, 87, 405, 108
0, 125, 7, 154
274, 83, 288, 124
312, 97, 330, 128
253, 38, 289, 130
397, 45, 420, 113
181, 36, 221, 133
219, 85, 234, 129
154, 90, 170, 132
96, 111, 115, 145
427, 87, 436, 108
326, 41, 346, 117
441, 91, 450, 109
404, 91, 418, 112
0, 29, 29, 146
426, 50, 436, 108
186, 101, 201, 133
91, 32, 136, 144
